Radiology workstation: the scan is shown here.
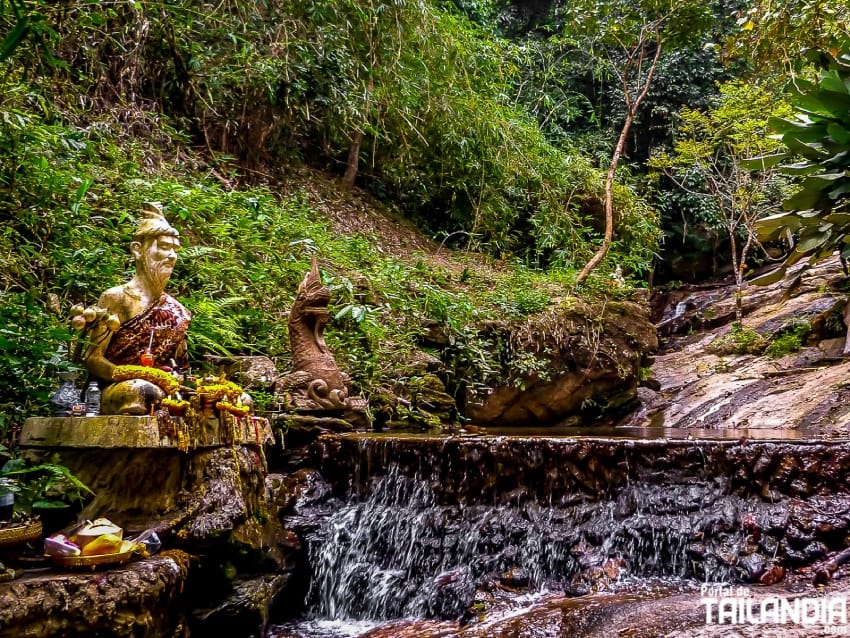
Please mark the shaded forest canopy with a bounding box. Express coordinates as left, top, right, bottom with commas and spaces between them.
0, 0, 848, 433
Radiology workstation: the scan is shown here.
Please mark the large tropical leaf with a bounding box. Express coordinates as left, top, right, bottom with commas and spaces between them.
752, 40, 850, 284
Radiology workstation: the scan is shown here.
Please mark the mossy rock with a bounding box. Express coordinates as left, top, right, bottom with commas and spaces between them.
465, 299, 657, 426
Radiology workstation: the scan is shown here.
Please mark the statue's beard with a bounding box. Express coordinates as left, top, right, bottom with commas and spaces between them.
139, 257, 174, 293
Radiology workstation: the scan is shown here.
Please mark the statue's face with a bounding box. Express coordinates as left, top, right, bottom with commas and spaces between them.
137, 234, 180, 291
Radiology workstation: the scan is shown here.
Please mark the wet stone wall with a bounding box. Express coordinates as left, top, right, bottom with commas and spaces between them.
282, 434, 850, 622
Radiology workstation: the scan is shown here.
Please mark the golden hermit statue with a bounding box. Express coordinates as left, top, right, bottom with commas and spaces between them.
83, 204, 191, 415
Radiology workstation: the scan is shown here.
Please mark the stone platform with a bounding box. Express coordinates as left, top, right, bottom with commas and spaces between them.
20, 415, 274, 450
16, 415, 275, 533
1, 417, 295, 638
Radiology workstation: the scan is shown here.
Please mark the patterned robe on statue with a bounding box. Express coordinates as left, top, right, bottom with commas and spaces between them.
105, 293, 191, 369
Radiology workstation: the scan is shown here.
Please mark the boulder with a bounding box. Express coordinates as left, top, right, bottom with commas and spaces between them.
397, 373, 456, 423
465, 299, 657, 427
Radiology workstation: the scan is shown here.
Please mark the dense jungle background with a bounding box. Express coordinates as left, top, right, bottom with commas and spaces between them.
1, 0, 849, 439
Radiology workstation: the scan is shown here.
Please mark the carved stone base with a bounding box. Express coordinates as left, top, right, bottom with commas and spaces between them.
18, 416, 274, 533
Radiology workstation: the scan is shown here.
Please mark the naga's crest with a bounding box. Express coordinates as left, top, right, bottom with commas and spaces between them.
294, 256, 331, 321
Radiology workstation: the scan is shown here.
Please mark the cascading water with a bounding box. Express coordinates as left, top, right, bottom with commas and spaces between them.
276, 434, 850, 637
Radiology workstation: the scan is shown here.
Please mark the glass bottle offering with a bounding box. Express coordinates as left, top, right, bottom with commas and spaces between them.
85, 380, 102, 416
0, 479, 13, 521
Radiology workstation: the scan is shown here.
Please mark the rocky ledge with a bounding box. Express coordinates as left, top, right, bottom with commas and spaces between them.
635, 255, 850, 435
0, 554, 186, 638
353, 577, 850, 638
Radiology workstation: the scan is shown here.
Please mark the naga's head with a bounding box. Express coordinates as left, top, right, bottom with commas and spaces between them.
293, 256, 331, 325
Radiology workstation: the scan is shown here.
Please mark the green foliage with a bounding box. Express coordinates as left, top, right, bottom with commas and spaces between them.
509, 351, 552, 389
0, 85, 642, 440
651, 80, 792, 295
249, 390, 275, 414
478, 0, 742, 282
1, 456, 93, 512
491, 269, 554, 317
708, 323, 767, 355
725, 0, 850, 74
664, 81, 790, 168
0, 0, 59, 66
765, 321, 809, 357
550, 0, 715, 143
0, 0, 677, 440
0, 0, 659, 272
0, 294, 70, 435
708, 320, 810, 357
753, 43, 850, 283
560, 0, 714, 51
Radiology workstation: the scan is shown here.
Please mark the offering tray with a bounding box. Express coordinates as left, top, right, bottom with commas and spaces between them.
48, 540, 137, 569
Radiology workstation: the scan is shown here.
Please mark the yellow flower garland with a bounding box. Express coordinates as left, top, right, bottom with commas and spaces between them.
112, 365, 180, 395
161, 398, 190, 414
196, 380, 244, 403
216, 401, 250, 417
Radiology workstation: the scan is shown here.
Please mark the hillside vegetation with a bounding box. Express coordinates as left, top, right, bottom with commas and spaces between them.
1, 0, 848, 435
0, 0, 649, 433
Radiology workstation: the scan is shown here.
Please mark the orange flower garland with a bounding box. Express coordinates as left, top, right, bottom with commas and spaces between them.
161, 398, 190, 415
195, 380, 244, 403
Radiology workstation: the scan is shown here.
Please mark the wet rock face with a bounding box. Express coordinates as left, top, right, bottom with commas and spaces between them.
284, 434, 850, 624
0, 556, 184, 638
465, 300, 658, 427
171, 450, 300, 638
174, 446, 267, 543
310, 435, 850, 505
652, 255, 847, 338
639, 255, 850, 436
190, 573, 292, 638
348, 579, 850, 638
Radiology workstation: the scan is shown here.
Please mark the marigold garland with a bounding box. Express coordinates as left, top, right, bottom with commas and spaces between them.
113, 364, 180, 395
216, 401, 250, 417
162, 398, 190, 415
196, 380, 244, 403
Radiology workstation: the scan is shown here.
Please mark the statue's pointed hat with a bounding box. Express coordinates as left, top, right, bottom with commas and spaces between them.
133, 202, 179, 241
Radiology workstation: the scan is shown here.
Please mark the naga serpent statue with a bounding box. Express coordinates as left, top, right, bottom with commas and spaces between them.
274, 257, 365, 412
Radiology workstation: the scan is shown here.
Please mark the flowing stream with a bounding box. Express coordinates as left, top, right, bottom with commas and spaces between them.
273, 432, 850, 637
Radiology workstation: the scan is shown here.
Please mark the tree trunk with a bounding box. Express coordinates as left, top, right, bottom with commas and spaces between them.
576, 41, 663, 284
342, 76, 374, 188
342, 130, 363, 187
729, 229, 743, 324
575, 116, 631, 284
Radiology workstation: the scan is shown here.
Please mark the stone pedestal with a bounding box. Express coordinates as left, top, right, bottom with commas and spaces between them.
7, 416, 295, 638
21, 415, 274, 449
18, 415, 274, 533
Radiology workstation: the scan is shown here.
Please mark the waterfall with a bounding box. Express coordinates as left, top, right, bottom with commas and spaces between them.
281, 434, 850, 628
293, 466, 753, 622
